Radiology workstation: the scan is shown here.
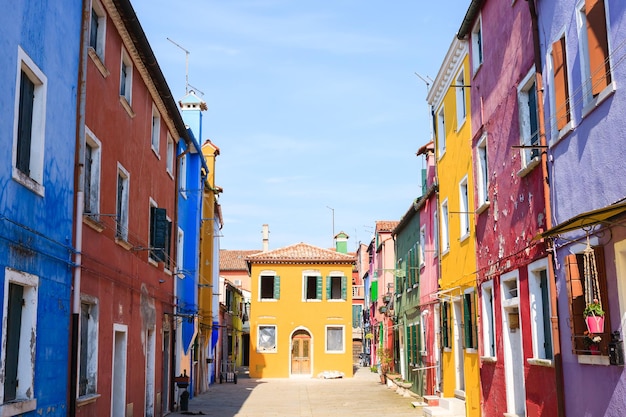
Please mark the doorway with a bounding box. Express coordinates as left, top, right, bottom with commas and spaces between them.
112, 324, 128, 417
291, 330, 312, 376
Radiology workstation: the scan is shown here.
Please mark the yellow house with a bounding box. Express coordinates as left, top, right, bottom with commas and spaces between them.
197, 139, 222, 390
427, 37, 480, 417
247, 242, 355, 378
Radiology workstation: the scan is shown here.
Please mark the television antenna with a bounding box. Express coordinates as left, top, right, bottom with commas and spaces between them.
167, 37, 204, 96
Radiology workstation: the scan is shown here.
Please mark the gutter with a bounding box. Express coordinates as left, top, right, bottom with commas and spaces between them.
457, 0, 484, 39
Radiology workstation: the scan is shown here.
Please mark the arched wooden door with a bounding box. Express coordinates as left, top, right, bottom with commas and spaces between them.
291, 330, 311, 375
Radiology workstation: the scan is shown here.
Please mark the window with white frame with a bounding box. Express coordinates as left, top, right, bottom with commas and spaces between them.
437, 107, 446, 157
151, 105, 160, 154
440, 199, 449, 253
549, 35, 571, 136
176, 228, 184, 276
528, 259, 553, 360
79, 297, 99, 398
304, 273, 322, 300
179, 153, 187, 198
577, 0, 612, 109
149, 200, 170, 263
166, 134, 174, 175
13, 46, 47, 194
456, 70, 466, 129
84, 127, 101, 218
420, 312, 428, 355
257, 325, 277, 352
463, 290, 478, 349
119, 49, 132, 104
459, 176, 470, 239
2, 268, 38, 410
260, 274, 280, 300
327, 275, 347, 300
326, 326, 345, 353
115, 164, 130, 241
518, 70, 540, 168
476, 133, 489, 209
89, 0, 106, 60
481, 281, 496, 357
471, 16, 483, 73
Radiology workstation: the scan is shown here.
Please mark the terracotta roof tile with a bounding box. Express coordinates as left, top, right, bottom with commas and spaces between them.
219, 249, 261, 270
375, 220, 400, 232
246, 242, 355, 264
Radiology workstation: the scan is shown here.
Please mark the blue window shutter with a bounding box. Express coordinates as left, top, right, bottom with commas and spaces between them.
316, 276, 323, 300
341, 276, 347, 300
274, 276, 280, 300
326, 276, 331, 300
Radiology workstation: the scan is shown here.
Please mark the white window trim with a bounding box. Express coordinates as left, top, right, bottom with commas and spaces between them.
166, 133, 174, 177
119, 48, 133, 115
258, 271, 278, 302
471, 15, 483, 74
148, 198, 159, 266
78, 294, 100, 401
464, 287, 478, 352
527, 258, 553, 362
13, 46, 47, 196
456, 69, 467, 130
325, 325, 345, 353
116, 163, 130, 242
179, 153, 187, 200
481, 280, 496, 359
546, 32, 575, 146
257, 325, 277, 353
437, 106, 446, 159
89, 0, 107, 72
419, 225, 426, 267
302, 270, 322, 302
459, 176, 470, 241
84, 126, 102, 219
475, 132, 490, 213
517, 68, 541, 175
0, 268, 39, 414
328, 273, 347, 301
440, 199, 450, 255
151, 104, 160, 156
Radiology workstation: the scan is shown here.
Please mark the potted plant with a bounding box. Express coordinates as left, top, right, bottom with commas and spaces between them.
584, 298, 605, 334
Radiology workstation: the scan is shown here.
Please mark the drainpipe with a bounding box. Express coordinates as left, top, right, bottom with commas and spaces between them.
69, 1, 90, 415
527, 1, 565, 416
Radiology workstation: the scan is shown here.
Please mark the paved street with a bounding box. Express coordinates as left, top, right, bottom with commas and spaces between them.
169, 367, 422, 417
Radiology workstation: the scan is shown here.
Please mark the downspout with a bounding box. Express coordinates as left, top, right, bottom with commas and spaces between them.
527, 1, 565, 416
70, 1, 90, 415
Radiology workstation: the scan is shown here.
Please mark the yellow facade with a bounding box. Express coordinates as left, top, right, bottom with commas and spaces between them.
247, 243, 354, 378
428, 39, 480, 417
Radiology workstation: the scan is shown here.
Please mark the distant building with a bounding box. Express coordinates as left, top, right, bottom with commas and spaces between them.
247, 242, 355, 378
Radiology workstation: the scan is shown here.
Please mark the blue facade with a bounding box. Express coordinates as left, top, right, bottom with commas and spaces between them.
0, 1, 82, 415
176, 92, 209, 397
538, 0, 626, 415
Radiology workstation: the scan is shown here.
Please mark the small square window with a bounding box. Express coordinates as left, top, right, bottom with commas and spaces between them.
326, 326, 344, 353
257, 325, 276, 352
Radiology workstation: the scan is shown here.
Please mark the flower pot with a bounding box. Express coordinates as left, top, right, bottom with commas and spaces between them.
590, 344, 600, 355
586, 315, 605, 334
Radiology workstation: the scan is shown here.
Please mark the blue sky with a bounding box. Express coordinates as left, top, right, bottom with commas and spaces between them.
132, 0, 469, 251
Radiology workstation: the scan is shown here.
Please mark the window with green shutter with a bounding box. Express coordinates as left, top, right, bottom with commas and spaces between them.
442, 301, 450, 348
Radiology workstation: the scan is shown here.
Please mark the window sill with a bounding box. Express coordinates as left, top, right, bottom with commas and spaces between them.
582, 81, 616, 119
12, 167, 44, 196
88, 48, 109, 78
476, 201, 490, 215
517, 156, 541, 178
83, 214, 105, 232
152, 146, 161, 160
465, 348, 478, 354
551, 120, 574, 146
77, 393, 101, 406
460, 232, 470, 243
0, 399, 37, 416
527, 358, 553, 367
480, 355, 497, 363
303, 299, 322, 302
120, 96, 135, 118
115, 237, 133, 250
577, 354, 610, 366
259, 299, 278, 302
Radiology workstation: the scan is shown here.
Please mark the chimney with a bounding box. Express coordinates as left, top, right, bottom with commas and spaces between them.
262, 224, 269, 252
334, 231, 349, 254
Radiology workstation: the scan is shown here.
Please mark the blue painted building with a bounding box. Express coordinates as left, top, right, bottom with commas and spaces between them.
0, 1, 82, 415
536, 0, 626, 415
175, 91, 209, 398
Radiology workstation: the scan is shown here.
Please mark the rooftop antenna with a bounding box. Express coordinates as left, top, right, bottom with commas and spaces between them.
167, 37, 190, 95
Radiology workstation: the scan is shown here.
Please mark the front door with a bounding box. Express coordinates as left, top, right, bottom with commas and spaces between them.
291, 331, 311, 375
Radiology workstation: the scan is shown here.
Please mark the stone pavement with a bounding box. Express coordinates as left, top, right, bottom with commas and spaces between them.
168, 366, 423, 416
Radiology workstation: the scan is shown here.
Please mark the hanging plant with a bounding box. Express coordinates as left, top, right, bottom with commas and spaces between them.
583, 237, 605, 334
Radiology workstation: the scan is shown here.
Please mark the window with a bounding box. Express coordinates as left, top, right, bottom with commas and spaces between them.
550, 36, 571, 134
518, 70, 540, 168
463, 290, 478, 349
408, 324, 418, 365
79, 298, 99, 398
420, 313, 428, 355
13, 46, 47, 193
437, 107, 446, 157
116, 164, 130, 241
471, 16, 483, 73
119, 49, 132, 104
440, 199, 449, 253
528, 259, 553, 360
166, 134, 174, 175
327, 275, 347, 300
481, 281, 496, 357
456, 69, 466, 129
260, 275, 280, 300
151, 105, 160, 154
149, 203, 171, 263
459, 177, 470, 239
304, 274, 322, 300
1, 269, 38, 411
179, 153, 187, 198
419, 226, 426, 267
89, 0, 106, 60
326, 326, 345, 353
257, 325, 276, 352
84, 127, 102, 218
578, 0, 612, 108
441, 301, 451, 349
565, 246, 611, 355
475, 133, 489, 209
